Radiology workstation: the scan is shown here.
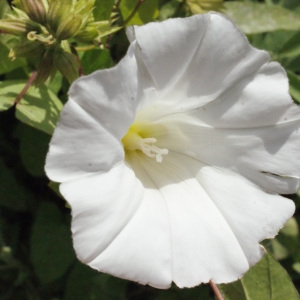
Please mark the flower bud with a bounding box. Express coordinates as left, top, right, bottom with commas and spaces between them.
56, 15, 82, 40
74, 0, 95, 26
0, 19, 40, 36
34, 49, 56, 86
75, 26, 98, 43
47, 0, 72, 33
19, 0, 47, 25
54, 50, 79, 83
9, 40, 44, 59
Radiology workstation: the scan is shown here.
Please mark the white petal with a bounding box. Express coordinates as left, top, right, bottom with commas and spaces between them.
45, 43, 139, 183
88, 190, 173, 288
128, 153, 250, 287
132, 12, 270, 120
195, 62, 300, 128
129, 152, 294, 287
143, 114, 300, 194
62, 161, 172, 289
197, 165, 295, 266
128, 14, 207, 94
60, 163, 143, 263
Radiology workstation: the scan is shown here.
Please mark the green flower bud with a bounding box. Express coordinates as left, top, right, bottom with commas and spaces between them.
75, 26, 98, 43
34, 49, 56, 86
47, 0, 72, 33
74, 0, 95, 26
9, 40, 44, 59
19, 0, 47, 25
56, 15, 82, 40
0, 19, 40, 35
54, 49, 79, 83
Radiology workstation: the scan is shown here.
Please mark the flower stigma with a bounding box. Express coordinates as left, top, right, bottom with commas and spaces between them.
122, 124, 169, 163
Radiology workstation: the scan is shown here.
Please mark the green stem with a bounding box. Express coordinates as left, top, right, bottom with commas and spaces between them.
114, 0, 122, 12
70, 45, 84, 76
75, 44, 96, 51
121, 0, 144, 26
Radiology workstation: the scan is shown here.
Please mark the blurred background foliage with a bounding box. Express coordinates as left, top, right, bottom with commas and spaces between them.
1, 0, 300, 299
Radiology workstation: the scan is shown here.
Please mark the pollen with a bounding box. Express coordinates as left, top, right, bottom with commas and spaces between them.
122, 125, 168, 163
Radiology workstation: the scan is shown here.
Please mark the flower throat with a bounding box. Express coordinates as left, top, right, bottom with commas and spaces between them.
122, 125, 168, 163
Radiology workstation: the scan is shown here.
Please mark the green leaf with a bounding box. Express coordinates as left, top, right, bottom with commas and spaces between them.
186, 0, 224, 14
93, 0, 114, 21
268, 217, 299, 260
292, 262, 300, 274
219, 252, 299, 300
90, 274, 128, 300
30, 201, 76, 284
48, 181, 64, 199
0, 80, 23, 111
287, 70, 300, 104
16, 123, 51, 177
152, 284, 211, 300
120, 0, 159, 25
224, 2, 300, 34
0, 156, 31, 211
276, 31, 300, 58
64, 262, 98, 300
268, 0, 300, 10
0, 37, 26, 75
64, 263, 128, 300
0, 0, 11, 18
47, 71, 63, 94
81, 48, 114, 75
158, 0, 181, 21
15, 85, 63, 135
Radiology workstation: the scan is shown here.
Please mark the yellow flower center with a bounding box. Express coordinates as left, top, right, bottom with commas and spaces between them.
122, 124, 168, 163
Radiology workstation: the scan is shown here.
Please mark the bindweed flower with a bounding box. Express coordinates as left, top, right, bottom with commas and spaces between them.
45, 13, 300, 288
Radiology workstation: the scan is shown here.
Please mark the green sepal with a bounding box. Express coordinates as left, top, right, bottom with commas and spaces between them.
56, 15, 83, 40
54, 49, 79, 84
34, 49, 56, 86
74, 26, 98, 43
19, 0, 47, 25
0, 18, 41, 36
74, 0, 95, 27
46, 0, 73, 34
9, 40, 44, 59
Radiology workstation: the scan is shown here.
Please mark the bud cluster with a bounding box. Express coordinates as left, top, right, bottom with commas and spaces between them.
0, 0, 117, 85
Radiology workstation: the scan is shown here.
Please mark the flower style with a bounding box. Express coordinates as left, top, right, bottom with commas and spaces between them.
45, 12, 300, 289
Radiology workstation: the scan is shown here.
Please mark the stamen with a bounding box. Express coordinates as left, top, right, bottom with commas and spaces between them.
122, 130, 168, 163
140, 138, 169, 163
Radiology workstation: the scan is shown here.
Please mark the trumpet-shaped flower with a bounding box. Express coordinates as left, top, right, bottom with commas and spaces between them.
45, 13, 300, 289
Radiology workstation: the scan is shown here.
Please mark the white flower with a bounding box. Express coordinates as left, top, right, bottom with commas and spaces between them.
45, 12, 300, 289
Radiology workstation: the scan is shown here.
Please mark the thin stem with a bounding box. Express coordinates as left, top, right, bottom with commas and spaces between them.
121, 0, 144, 26
114, 0, 122, 12
75, 45, 96, 52
14, 71, 37, 105
209, 280, 225, 300
70, 45, 84, 76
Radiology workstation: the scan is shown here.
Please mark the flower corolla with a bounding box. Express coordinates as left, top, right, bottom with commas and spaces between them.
45, 12, 300, 289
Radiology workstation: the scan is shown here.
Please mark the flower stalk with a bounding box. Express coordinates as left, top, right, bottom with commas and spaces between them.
121, 0, 145, 26
14, 71, 37, 105
209, 280, 225, 300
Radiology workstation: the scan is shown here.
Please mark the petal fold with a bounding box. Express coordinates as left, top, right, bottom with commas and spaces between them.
131, 12, 270, 119
61, 162, 173, 288
46, 43, 140, 182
